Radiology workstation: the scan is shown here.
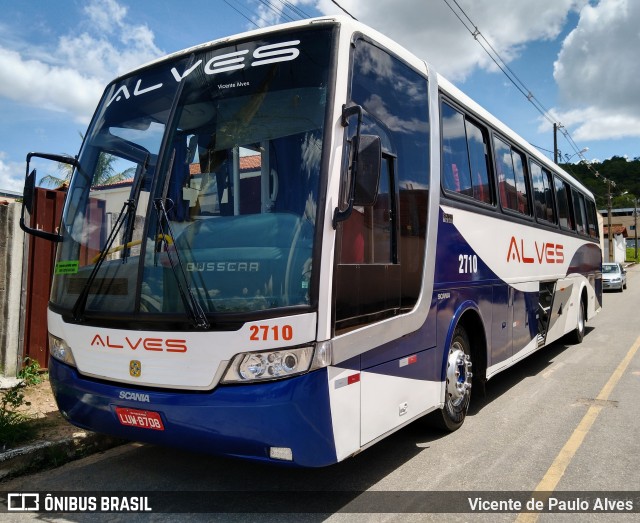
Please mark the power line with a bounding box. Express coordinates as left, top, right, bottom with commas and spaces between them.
330, 0, 358, 20
223, 0, 260, 28
256, 0, 296, 22
277, 0, 313, 20
530, 143, 554, 155
441, 0, 605, 183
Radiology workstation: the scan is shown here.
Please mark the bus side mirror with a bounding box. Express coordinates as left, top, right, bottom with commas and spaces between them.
353, 135, 381, 207
19, 152, 77, 242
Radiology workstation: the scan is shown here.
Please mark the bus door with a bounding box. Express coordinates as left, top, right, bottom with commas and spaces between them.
541, 281, 574, 343
512, 283, 538, 355
492, 282, 537, 363
491, 285, 513, 366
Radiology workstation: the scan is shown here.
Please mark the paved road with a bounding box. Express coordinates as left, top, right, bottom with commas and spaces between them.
3, 267, 640, 521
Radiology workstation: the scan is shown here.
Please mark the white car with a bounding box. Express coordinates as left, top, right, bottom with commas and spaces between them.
602, 262, 627, 292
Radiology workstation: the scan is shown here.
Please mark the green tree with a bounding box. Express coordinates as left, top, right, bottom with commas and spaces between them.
40, 152, 134, 189
40, 132, 134, 188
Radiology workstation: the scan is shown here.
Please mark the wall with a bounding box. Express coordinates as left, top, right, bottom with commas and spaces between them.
0, 202, 25, 377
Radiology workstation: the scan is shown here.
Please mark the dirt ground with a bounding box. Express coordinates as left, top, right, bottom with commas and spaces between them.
12, 375, 85, 448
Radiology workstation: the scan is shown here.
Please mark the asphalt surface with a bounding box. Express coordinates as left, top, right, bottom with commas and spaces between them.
2, 265, 640, 521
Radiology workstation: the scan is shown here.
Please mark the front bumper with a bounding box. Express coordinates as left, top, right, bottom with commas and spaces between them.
49, 358, 337, 467
602, 280, 622, 290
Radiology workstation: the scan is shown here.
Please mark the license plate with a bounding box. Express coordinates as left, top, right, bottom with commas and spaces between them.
115, 407, 164, 431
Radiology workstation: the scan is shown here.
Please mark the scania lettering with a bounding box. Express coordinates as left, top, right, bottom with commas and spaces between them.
119, 391, 151, 403
22, 17, 601, 467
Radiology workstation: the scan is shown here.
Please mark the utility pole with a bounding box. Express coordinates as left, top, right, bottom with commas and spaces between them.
635, 197, 638, 261
607, 179, 613, 262
553, 123, 558, 164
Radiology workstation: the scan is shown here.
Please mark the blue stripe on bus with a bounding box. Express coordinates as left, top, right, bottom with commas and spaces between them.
433, 210, 502, 286
49, 358, 337, 467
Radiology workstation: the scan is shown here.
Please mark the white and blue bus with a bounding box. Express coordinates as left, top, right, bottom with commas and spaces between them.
22, 16, 602, 467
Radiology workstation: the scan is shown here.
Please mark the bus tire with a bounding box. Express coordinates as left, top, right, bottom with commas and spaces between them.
433, 325, 473, 432
568, 298, 586, 344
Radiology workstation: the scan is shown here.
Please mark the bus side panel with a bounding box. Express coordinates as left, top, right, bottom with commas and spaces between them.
513, 283, 539, 356
360, 346, 440, 446
435, 286, 493, 377
491, 284, 512, 367
330, 300, 439, 458
328, 356, 362, 462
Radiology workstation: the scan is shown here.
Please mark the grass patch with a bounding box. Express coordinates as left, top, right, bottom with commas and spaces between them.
1, 358, 47, 450
17, 357, 45, 386
0, 385, 38, 450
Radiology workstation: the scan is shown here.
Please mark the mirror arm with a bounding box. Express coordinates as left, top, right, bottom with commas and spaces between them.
333, 104, 363, 229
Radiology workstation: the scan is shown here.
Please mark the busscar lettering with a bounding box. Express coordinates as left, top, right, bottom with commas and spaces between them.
186, 261, 259, 272
91, 334, 187, 353
107, 40, 300, 107
506, 236, 564, 264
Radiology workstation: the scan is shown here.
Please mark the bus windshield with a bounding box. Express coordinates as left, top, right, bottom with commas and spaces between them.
51, 27, 333, 323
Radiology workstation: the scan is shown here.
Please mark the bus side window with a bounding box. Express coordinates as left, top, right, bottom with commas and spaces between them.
494, 136, 530, 215
542, 168, 556, 223
494, 136, 517, 211
572, 189, 588, 236
335, 37, 429, 333
586, 198, 599, 239
466, 119, 492, 204
441, 101, 492, 204
339, 155, 395, 264
554, 176, 574, 230
441, 103, 471, 196
530, 161, 556, 223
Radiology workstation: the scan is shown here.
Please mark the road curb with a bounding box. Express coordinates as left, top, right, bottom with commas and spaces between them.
0, 432, 125, 482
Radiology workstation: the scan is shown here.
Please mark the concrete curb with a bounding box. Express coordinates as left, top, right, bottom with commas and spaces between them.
0, 432, 125, 482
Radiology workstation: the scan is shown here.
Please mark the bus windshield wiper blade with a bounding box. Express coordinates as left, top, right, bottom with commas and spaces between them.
118, 153, 150, 261
154, 197, 210, 329
71, 198, 134, 322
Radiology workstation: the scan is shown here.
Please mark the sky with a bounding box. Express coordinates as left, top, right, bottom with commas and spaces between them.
1, 0, 639, 193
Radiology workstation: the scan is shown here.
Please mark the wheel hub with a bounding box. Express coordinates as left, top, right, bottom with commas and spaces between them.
446, 344, 472, 405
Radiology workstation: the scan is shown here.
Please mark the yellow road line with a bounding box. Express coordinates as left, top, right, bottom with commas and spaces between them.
515, 334, 640, 522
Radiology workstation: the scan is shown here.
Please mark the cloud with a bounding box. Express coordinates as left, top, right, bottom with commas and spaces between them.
316, 0, 583, 81
552, 106, 640, 142
0, 47, 104, 122
0, 0, 163, 123
0, 152, 24, 193
553, 0, 640, 141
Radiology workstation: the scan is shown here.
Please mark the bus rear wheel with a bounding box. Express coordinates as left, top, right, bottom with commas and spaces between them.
568, 298, 586, 344
434, 325, 473, 432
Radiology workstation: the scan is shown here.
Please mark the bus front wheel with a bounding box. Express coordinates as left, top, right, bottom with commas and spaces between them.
434, 325, 473, 432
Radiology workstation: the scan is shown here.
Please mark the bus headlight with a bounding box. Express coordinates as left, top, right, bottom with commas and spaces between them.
222, 343, 331, 384
49, 334, 77, 368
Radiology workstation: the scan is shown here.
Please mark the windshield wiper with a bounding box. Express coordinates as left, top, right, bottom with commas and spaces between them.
71, 198, 135, 322
72, 154, 150, 321
154, 197, 210, 329
121, 154, 150, 260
